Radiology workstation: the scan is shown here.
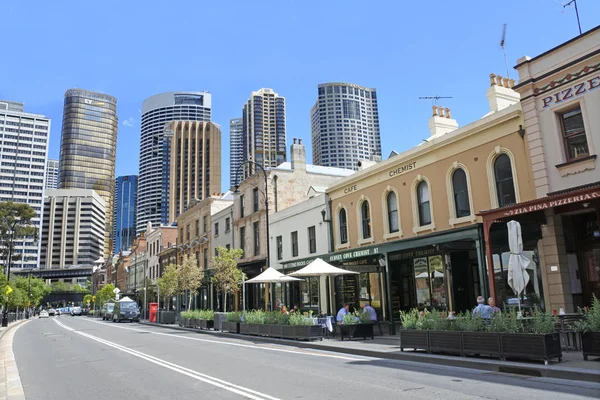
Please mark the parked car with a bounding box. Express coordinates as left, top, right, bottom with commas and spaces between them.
48, 309, 56, 316
102, 303, 115, 320
56, 309, 61, 316
112, 300, 140, 323
71, 306, 82, 316
39, 310, 49, 319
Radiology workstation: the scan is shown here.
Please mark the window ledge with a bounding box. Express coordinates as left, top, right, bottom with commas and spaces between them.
383, 231, 403, 241
449, 215, 476, 227
336, 243, 350, 251
413, 223, 436, 234
555, 155, 596, 177
357, 237, 374, 246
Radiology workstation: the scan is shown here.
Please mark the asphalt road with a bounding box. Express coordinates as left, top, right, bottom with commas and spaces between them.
12, 316, 600, 400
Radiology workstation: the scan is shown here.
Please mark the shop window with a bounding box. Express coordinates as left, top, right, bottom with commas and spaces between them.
308, 226, 316, 254
276, 235, 283, 260
253, 188, 259, 212
452, 169, 471, 218
386, 191, 399, 233
560, 107, 589, 161
494, 154, 516, 207
253, 221, 260, 256
361, 201, 371, 239
239, 226, 246, 256
291, 231, 298, 257
240, 195, 245, 218
339, 208, 348, 244
417, 181, 431, 226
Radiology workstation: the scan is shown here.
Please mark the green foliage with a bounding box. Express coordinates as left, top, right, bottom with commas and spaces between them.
7, 286, 27, 309
178, 254, 204, 309
211, 247, 244, 311
244, 310, 266, 324
226, 311, 243, 323
289, 311, 314, 326
342, 313, 359, 325
527, 306, 555, 334
399, 309, 420, 329
83, 294, 93, 305
157, 264, 179, 309
0, 202, 36, 266
180, 310, 194, 320
577, 295, 600, 333
14, 276, 50, 307
454, 311, 488, 332
96, 283, 116, 306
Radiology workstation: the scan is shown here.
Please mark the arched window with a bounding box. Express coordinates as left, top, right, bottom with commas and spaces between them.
494, 154, 516, 207
417, 181, 431, 226
339, 208, 348, 244
361, 201, 372, 239
452, 169, 471, 218
386, 192, 399, 233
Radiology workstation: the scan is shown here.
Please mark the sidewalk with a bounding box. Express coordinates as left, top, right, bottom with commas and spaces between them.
0, 320, 28, 400
138, 321, 600, 383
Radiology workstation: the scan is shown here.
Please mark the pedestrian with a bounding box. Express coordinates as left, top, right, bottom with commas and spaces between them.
280, 305, 288, 315
336, 303, 350, 324
472, 296, 492, 319
488, 297, 501, 314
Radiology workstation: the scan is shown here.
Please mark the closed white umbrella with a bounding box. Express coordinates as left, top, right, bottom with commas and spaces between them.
507, 220, 531, 311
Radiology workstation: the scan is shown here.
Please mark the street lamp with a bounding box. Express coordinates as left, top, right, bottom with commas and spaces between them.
234, 160, 271, 310
2, 219, 23, 327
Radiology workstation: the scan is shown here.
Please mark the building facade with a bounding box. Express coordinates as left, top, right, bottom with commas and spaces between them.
145, 224, 178, 284
168, 121, 222, 221
242, 88, 286, 178
40, 189, 105, 269
0, 100, 50, 270
137, 92, 212, 233
480, 27, 600, 313
113, 175, 137, 254
311, 82, 381, 170
229, 118, 244, 187
59, 89, 118, 258
45, 159, 59, 189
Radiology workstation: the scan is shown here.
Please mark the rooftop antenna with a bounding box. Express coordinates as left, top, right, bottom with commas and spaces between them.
563, 0, 582, 35
500, 23, 510, 78
418, 95, 453, 105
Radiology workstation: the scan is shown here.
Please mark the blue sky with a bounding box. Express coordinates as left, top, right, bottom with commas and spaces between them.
1, 0, 597, 192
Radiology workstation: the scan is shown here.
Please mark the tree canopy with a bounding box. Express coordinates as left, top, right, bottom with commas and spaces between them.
211, 246, 244, 312
157, 264, 178, 309
95, 283, 115, 306
0, 202, 37, 265
178, 254, 204, 309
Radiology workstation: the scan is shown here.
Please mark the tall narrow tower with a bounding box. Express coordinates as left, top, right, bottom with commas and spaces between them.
229, 118, 244, 187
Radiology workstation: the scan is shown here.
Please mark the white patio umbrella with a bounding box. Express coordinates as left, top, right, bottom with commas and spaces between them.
246, 267, 302, 283
288, 258, 359, 277
117, 296, 134, 302
507, 220, 531, 311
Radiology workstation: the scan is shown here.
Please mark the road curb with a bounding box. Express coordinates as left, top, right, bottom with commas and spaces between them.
138, 321, 600, 384
0, 320, 29, 400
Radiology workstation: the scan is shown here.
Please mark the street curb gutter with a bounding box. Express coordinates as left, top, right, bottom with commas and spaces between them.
138, 322, 600, 384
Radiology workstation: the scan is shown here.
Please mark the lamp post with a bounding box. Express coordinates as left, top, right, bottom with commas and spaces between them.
234, 160, 271, 310
2, 219, 21, 327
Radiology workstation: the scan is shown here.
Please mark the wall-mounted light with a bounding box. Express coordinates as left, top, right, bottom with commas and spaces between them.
518, 125, 526, 139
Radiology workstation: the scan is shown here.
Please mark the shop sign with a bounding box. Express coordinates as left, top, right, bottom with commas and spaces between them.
388, 247, 439, 261
541, 75, 600, 108
328, 247, 381, 263
502, 191, 600, 217
388, 162, 417, 178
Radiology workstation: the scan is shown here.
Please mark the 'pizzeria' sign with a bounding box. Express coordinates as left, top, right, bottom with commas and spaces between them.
503, 191, 600, 217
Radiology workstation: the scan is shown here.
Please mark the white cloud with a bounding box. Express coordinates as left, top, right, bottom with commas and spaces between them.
122, 117, 135, 127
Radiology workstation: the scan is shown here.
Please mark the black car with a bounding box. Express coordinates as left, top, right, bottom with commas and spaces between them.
112, 300, 140, 322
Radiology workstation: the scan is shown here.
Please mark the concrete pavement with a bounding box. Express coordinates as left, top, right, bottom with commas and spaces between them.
11, 316, 600, 399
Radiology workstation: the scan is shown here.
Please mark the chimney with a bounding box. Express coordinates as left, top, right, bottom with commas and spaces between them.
290, 137, 306, 171
428, 105, 458, 137
357, 159, 377, 171
486, 73, 520, 112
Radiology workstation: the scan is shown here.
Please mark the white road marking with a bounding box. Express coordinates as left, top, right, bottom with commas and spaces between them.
76, 317, 363, 361
53, 318, 279, 400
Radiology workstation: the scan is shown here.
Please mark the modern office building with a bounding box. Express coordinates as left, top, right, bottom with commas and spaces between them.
310, 82, 381, 170
40, 189, 105, 269
58, 89, 118, 258
45, 159, 59, 189
113, 175, 137, 255
168, 121, 221, 221
242, 88, 286, 178
137, 92, 212, 234
0, 100, 50, 270
229, 118, 244, 187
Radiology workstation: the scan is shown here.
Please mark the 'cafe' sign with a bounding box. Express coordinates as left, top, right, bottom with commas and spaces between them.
503, 191, 600, 217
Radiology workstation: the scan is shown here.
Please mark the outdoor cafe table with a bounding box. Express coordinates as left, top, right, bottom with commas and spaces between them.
309, 317, 334, 332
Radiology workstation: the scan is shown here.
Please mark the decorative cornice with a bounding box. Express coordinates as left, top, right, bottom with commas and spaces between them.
533, 62, 600, 95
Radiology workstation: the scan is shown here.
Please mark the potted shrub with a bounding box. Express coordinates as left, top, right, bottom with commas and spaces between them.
222, 312, 242, 334
460, 311, 501, 357
243, 310, 265, 335
289, 311, 322, 341
338, 312, 374, 341
578, 296, 600, 361
180, 310, 193, 328
425, 310, 463, 355
399, 309, 429, 352
198, 310, 215, 330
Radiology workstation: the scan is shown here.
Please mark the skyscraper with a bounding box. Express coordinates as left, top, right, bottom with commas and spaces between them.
0, 100, 50, 270
138, 92, 211, 234
45, 159, 59, 189
229, 118, 243, 187
311, 83, 381, 170
59, 89, 118, 258
242, 88, 286, 178
168, 121, 221, 221
113, 175, 137, 254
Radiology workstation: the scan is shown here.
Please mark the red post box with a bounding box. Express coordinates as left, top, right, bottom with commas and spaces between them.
149, 302, 158, 323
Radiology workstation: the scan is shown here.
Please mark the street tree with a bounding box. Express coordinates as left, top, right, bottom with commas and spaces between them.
177, 254, 204, 310
15, 276, 50, 307
157, 264, 178, 310
83, 293, 93, 306
7, 286, 27, 310
211, 246, 244, 312
96, 283, 115, 306
0, 202, 36, 267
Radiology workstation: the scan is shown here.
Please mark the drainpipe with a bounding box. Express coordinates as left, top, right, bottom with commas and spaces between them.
327, 198, 334, 254
273, 175, 278, 212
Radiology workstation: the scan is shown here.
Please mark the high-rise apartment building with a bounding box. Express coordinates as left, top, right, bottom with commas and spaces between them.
138, 92, 211, 234
0, 100, 50, 270
113, 175, 137, 254
311, 83, 381, 170
168, 121, 221, 221
59, 89, 118, 258
45, 159, 59, 189
242, 88, 286, 178
229, 118, 244, 187
40, 189, 105, 269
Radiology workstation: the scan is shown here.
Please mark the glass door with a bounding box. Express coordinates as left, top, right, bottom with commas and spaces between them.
582, 249, 600, 303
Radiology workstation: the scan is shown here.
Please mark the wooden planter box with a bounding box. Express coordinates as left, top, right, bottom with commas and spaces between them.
159, 311, 176, 324
198, 320, 214, 330
294, 325, 324, 341
582, 331, 600, 360
239, 323, 250, 335
462, 332, 502, 357
399, 330, 429, 351
281, 325, 296, 339
247, 323, 261, 336
221, 321, 240, 334
429, 331, 463, 355
500, 332, 562, 364
191, 318, 200, 328
339, 324, 374, 341
269, 324, 283, 338
258, 324, 270, 336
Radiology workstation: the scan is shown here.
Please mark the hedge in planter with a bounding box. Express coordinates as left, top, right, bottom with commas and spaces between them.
577, 296, 600, 360
222, 312, 242, 334
338, 312, 374, 341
